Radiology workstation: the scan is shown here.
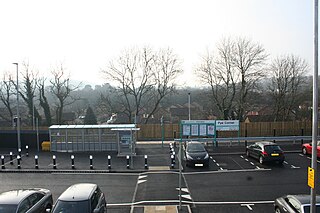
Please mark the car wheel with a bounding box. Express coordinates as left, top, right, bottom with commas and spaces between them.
275, 207, 281, 213
246, 150, 250, 157
259, 156, 264, 164
302, 147, 307, 155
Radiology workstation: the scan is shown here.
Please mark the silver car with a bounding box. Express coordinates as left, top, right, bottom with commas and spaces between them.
52, 183, 107, 213
274, 194, 320, 213
0, 188, 53, 213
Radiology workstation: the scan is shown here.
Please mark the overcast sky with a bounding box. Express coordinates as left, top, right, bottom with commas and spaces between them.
0, 0, 314, 88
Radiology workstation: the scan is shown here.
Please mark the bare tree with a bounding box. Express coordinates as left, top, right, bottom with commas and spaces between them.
0, 73, 15, 122
15, 62, 42, 126
232, 37, 268, 121
50, 64, 81, 124
37, 77, 52, 126
103, 47, 181, 123
143, 48, 182, 123
269, 55, 308, 121
195, 39, 237, 119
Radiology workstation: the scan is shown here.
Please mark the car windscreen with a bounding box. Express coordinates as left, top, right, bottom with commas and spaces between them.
52, 200, 90, 213
264, 145, 282, 153
187, 143, 206, 153
0, 204, 18, 213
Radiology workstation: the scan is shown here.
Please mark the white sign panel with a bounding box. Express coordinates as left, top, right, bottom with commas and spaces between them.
215, 120, 239, 131
191, 125, 199, 136
207, 125, 215, 135
199, 125, 207, 136
183, 125, 191, 136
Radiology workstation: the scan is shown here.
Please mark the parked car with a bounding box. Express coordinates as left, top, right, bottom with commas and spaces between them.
302, 141, 320, 158
246, 141, 285, 164
185, 141, 209, 167
51, 183, 107, 213
274, 194, 320, 213
0, 188, 53, 213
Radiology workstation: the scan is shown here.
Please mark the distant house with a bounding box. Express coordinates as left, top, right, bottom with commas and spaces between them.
244, 115, 276, 123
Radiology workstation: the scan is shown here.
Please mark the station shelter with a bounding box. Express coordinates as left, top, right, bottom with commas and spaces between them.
49, 124, 139, 156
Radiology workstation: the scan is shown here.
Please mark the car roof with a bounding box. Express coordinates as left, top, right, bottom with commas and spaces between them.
287, 195, 320, 204
255, 141, 278, 146
0, 189, 47, 204
57, 183, 97, 201
187, 141, 203, 145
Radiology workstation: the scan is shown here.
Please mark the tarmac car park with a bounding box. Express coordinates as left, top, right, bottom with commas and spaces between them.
0, 141, 319, 213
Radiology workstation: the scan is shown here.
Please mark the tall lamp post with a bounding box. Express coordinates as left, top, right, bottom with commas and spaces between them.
13, 63, 21, 151
188, 92, 191, 120
311, 0, 318, 212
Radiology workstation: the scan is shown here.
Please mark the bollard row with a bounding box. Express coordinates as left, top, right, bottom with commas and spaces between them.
0, 153, 151, 170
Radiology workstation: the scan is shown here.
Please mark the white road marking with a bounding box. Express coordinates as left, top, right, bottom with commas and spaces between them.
284, 161, 289, 164
250, 162, 254, 166
245, 159, 249, 162
139, 175, 147, 179
181, 195, 192, 200
299, 154, 304, 157
241, 204, 254, 210
176, 188, 189, 193
137, 180, 146, 184
216, 163, 220, 167
240, 155, 244, 159
291, 165, 300, 169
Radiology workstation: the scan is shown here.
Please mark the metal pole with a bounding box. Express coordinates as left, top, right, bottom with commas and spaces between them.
161, 116, 164, 148
311, 1, 318, 212
36, 118, 39, 152
13, 63, 21, 150
179, 139, 182, 210
188, 93, 191, 120
32, 98, 35, 130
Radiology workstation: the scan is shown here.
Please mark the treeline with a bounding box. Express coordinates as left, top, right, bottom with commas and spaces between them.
0, 36, 313, 126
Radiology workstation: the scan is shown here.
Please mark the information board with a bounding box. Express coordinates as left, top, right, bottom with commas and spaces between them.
181, 120, 215, 136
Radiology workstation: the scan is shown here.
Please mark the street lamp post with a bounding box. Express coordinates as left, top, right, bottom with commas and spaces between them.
13, 63, 21, 151
188, 92, 191, 120
311, 0, 318, 212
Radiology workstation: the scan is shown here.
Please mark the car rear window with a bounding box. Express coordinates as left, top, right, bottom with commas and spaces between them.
187, 143, 206, 152
264, 145, 282, 153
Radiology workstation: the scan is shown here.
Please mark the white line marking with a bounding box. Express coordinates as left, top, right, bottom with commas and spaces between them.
138, 175, 147, 179
241, 204, 254, 210
212, 159, 216, 163
220, 168, 224, 171
183, 168, 271, 175
250, 162, 254, 166
299, 154, 304, 157
216, 163, 220, 167
284, 161, 288, 164
240, 155, 244, 159
181, 195, 192, 200
291, 165, 300, 169
176, 188, 189, 193
107, 200, 274, 206
138, 180, 146, 184
256, 166, 261, 169
245, 159, 249, 162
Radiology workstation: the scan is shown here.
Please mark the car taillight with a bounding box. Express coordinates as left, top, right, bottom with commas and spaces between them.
262, 151, 268, 156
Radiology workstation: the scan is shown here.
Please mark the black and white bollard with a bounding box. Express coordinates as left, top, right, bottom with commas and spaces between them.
18, 149, 22, 160
9, 152, 13, 165
52, 155, 56, 169
108, 155, 111, 170
1, 155, 5, 169
90, 155, 93, 170
144, 155, 148, 169
25, 145, 29, 157
71, 155, 75, 169
126, 155, 130, 169
17, 155, 21, 169
171, 154, 175, 168
35, 155, 39, 169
